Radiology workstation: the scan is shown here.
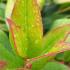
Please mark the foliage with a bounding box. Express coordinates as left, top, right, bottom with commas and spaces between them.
0, 0, 70, 70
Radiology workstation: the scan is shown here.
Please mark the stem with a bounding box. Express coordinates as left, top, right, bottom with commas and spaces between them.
25, 46, 70, 69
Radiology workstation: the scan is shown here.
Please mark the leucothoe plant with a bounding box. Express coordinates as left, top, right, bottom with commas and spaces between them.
0, 0, 69, 69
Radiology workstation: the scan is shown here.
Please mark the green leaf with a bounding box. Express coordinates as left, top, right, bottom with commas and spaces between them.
55, 50, 70, 63
64, 51, 70, 62
0, 3, 5, 20
0, 24, 8, 32
0, 44, 24, 69
6, 0, 43, 58
43, 24, 70, 55
32, 56, 53, 70
55, 50, 70, 62
41, 62, 69, 70
54, 0, 70, 4
0, 30, 12, 52
55, 53, 64, 61
51, 18, 70, 30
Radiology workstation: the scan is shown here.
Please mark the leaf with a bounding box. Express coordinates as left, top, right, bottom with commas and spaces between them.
43, 24, 70, 55
31, 56, 53, 70
0, 30, 12, 52
0, 30, 24, 69
55, 50, 70, 62
55, 52, 64, 61
0, 44, 24, 69
51, 18, 70, 30
0, 3, 5, 20
64, 51, 70, 62
41, 62, 69, 70
0, 23, 8, 32
54, 0, 70, 4
49, 19, 70, 62
55, 50, 70, 63
6, 0, 43, 58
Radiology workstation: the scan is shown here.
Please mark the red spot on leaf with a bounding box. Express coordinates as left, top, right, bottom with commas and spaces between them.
0, 61, 6, 68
